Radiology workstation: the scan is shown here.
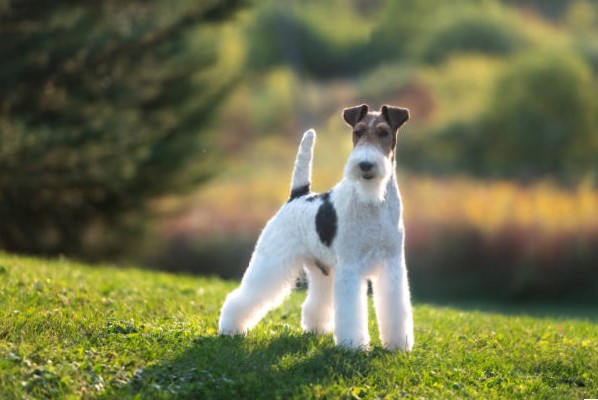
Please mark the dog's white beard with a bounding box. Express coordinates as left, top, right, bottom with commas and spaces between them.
344, 145, 393, 205
353, 174, 390, 204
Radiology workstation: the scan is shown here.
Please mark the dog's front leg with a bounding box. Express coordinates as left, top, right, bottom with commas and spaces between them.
333, 266, 370, 349
372, 254, 414, 352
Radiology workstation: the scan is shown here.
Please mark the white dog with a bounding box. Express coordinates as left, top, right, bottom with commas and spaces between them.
218, 104, 414, 351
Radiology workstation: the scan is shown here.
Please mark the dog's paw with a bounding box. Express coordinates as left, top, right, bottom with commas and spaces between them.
218, 318, 248, 337
334, 334, 371, 351
382, 334, 414, 352
218, 326, 247, 337
302, 322, 334, 335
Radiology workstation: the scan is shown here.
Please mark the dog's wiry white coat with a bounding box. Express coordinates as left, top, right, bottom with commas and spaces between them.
219, 116, 414, 351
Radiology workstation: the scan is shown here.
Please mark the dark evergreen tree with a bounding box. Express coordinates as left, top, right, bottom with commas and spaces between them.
0, 0, 244, 257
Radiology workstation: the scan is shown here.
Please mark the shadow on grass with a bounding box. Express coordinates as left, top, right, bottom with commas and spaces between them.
103, 333, 394, 399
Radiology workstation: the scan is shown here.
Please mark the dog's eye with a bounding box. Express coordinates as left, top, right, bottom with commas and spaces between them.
378, 129, 390, 138
354, 129, 365, 137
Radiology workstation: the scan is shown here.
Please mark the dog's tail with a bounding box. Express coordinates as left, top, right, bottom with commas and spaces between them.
289, 129, 316, 201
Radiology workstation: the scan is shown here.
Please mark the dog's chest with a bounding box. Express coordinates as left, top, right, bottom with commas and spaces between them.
331, 188, 403, 261
342, 204, 398, 242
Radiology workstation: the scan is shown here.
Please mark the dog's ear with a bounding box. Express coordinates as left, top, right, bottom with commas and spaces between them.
343, 104, 369, 127
381, 105, 409, 132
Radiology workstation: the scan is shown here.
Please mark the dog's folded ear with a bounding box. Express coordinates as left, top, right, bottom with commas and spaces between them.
381, 105, 409, 132
343, 104, 369, 127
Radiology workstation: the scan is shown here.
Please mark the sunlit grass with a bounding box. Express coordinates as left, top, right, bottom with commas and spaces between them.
0, 253, 596, 398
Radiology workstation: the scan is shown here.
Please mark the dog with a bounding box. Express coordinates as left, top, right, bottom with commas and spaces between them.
218, 104, 414, 351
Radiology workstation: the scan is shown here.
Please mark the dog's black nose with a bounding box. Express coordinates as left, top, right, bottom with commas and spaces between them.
359, 161, 374, 172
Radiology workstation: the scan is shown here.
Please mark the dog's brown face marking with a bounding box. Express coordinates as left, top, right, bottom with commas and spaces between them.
352, 115, 395, 157
343, 104, 410, 158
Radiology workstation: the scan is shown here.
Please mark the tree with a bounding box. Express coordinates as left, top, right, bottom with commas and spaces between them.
478, 48, 598, 180
0, 0, 244, 257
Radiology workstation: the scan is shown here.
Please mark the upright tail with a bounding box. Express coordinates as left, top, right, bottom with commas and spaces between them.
289, 129, 316, 201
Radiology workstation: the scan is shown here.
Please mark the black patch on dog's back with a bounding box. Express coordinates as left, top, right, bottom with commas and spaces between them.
288, 184, 310, 202
315, 191, 337, 247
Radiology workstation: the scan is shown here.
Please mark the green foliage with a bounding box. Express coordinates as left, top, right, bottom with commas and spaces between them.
238, 0, 598, 183
0, 253, 597, 398
501, 0, 576, 19
400, 46, 598, 181
246, 0, 374, 78
476, 48, 598, 180
415, 4, 525, 64
371, 0, 515, 62
0, 0, 244, 257
370, 0, 442, 59
3, 0, 598, 263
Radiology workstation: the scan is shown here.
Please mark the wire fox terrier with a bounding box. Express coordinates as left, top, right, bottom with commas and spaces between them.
219, 104, 414, 351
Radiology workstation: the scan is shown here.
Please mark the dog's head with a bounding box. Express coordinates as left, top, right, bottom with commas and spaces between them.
342, 104, 409, 202
343, 104, 409, 158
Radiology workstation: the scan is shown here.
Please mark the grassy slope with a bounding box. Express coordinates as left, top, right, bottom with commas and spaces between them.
0, 253, 596, 399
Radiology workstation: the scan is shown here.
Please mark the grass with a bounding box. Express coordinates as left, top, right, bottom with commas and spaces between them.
0, 252, 597, 399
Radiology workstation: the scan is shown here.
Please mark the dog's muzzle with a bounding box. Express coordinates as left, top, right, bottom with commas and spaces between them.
359, 161, 375, 180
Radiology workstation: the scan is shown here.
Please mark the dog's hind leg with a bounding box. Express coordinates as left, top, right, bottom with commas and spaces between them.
218, 251, 301, 336
372, 254, 414, 352
301, 264, 334, 334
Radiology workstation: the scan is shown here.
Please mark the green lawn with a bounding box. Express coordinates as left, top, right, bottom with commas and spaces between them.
0, 253, 596, 399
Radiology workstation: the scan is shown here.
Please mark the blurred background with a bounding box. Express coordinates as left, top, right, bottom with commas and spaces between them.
1, 0, 598, 303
